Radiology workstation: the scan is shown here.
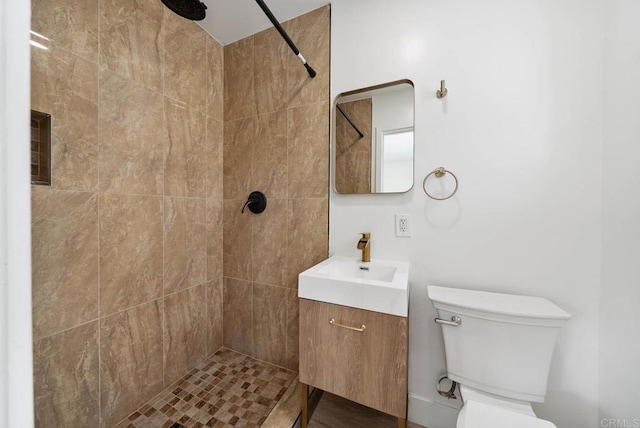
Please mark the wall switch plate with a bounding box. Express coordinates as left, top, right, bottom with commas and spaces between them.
395, 214, 411, 237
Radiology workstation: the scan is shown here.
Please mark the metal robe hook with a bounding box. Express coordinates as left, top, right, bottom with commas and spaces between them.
436, 80, 448, 99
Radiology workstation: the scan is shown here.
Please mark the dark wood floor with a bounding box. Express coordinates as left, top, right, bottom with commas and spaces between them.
308, 392, 424, 428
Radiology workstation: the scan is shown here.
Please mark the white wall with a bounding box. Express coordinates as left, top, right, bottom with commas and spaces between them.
330, 1, 604, 427
0, 0, 34, 425
599, 0, 640, 426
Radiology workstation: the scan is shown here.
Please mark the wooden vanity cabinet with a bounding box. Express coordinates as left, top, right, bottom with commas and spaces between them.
299, 298, 408, 425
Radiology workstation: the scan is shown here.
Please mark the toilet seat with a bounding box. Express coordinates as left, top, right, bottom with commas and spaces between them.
457, 401, 557, 428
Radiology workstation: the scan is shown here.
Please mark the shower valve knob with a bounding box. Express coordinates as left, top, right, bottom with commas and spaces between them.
241, 191, 267, 214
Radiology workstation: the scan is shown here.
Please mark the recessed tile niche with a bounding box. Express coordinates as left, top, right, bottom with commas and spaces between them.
30, 109, 51, 186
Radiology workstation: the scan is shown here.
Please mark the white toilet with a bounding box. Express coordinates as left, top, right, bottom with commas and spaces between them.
427, 285, 571, 428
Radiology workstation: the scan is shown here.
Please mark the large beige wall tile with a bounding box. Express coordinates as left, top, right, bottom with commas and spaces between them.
33, 322, 99, 428
223, 278, 253, 355
163, 285, 207, 386
223, 200, 252, 280
207, 199, 223, 280
252, 199, 287, 287
99, 0, 163, 92
254, 111, 288, 199
287, 103, 330, 198
254, 27, 288, 115
284, 6, 330, 108
336, 151, 372, 194
223, 117, 255, 200
206, 116, 224, 199
32, 188, 99, 339
164, 98, 206, 198
253, 283, 287, 367
98, 69, 164, 195
99, 194, 163, 316
100, 300, 163, 427
31, 45, 98, 191
31, 45, 98, 111
224, 37, 257, 121
285, 289, 299, 371
206, 279, 224, 354
163, 10, 207, 106
286, 198, 329, 288
207, 37, 224, 121
163, 197, 206, 294
31, 0, 98, 63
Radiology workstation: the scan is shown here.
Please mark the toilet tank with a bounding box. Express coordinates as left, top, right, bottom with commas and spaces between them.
427, 286, 571, 403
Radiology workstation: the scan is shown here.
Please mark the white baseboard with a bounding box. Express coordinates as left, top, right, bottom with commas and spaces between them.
408, 393, 459, 428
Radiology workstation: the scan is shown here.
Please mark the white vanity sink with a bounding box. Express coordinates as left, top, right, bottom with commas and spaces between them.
298, 256, 409, 317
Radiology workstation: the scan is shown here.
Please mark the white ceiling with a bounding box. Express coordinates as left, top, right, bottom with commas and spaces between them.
197, 0, 330, 45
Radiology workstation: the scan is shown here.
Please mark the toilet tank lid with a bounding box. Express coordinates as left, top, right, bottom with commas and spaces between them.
427, 286, 571, 320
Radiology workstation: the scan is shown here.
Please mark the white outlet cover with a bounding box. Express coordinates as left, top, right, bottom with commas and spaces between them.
396, 214, 411, 237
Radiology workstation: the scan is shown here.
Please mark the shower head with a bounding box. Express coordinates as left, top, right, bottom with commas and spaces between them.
161, 0, 207, 21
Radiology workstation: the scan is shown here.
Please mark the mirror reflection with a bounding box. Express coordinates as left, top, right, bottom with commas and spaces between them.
334, 80, 414, 194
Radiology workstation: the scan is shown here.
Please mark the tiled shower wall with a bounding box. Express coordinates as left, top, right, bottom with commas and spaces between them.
30, 0, 224, 426
222, 7, 330, 371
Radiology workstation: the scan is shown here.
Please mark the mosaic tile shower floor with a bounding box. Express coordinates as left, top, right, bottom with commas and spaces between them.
115, 348, 297, 428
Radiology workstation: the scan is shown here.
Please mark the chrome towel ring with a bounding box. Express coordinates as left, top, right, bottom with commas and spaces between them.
423, 167, 459, 200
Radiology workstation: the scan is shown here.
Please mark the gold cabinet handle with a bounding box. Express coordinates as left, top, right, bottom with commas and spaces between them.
329, 318, 366, 332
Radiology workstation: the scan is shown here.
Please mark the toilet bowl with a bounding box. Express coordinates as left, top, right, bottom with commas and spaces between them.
458, 385, 535, 416
427, 285, 570, 428
457, 400, 556, 428
456, 385, 555, 428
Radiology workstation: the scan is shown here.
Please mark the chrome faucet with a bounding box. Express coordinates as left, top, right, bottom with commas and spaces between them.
357, 233, 371, 262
